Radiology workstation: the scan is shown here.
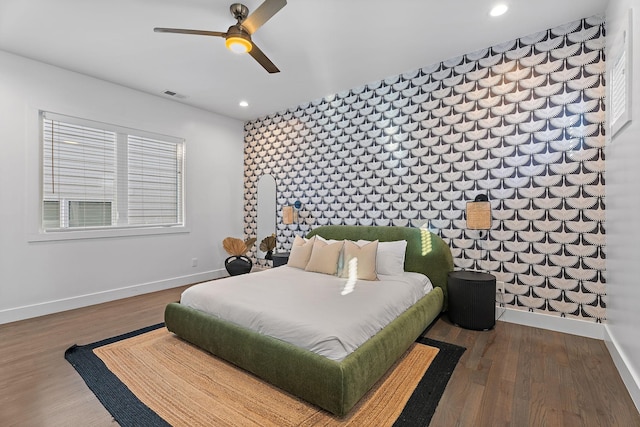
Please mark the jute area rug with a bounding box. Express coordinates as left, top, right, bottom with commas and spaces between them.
66, 324, 464, 427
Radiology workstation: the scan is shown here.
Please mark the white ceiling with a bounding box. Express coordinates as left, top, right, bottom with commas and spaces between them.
0, 0, 609, 122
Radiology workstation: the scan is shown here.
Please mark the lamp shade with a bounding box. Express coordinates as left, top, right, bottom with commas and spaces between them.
225, 36, 252, 53
466, 201, 492, 230
282, 206, 294, 225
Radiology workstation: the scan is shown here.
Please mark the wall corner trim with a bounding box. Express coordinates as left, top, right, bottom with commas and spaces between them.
604, 326, 640, 413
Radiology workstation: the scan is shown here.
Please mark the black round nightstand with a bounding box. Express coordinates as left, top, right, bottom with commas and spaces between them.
448, 270, 496, 330
271, 252, 290, 267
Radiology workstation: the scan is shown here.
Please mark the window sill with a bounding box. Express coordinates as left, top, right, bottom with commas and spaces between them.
28, 225, 190, 242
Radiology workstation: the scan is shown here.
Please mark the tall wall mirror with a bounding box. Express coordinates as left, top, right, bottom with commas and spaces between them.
256, 174, 276, 259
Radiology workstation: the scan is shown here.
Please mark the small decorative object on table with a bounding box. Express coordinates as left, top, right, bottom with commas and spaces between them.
222, 236, 256, 276
271, 252, 290, 267
259, 233, 277, 260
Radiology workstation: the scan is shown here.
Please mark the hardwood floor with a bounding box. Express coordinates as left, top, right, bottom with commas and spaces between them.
425, 316, 640, 426
1, 287, 638, 426
0, 286, 189, 426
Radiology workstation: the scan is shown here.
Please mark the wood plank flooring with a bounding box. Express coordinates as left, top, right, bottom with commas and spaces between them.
425, 316, 640, 426
1, 286, 638, 426
0, 286, 189, 427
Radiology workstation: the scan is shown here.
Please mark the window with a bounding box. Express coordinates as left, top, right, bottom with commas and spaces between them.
41, 112, 184, 232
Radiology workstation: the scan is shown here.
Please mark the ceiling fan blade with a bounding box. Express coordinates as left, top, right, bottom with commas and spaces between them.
153, 28, 226, 37
241, 0, 287, 34
248, 43, 280, 73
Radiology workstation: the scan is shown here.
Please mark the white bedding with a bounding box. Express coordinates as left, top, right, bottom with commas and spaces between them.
180, 266, 433, 361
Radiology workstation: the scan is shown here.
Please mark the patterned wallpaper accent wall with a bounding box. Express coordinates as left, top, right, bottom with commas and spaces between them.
244, 16, 606, 322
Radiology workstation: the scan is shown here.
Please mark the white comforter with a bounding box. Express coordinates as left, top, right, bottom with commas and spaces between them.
180, 266, 433, 361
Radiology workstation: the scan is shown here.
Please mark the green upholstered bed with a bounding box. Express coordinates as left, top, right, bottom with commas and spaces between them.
164, 225, 453, 416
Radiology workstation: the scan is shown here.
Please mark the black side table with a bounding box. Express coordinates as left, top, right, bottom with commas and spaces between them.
272, 252, 290, 267
448, 270, 496, 330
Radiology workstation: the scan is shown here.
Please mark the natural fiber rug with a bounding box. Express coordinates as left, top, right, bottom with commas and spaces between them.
66, 324, 464, 427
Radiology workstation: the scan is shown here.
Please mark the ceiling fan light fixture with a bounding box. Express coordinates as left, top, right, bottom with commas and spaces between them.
226, 36, 252, 53
154, 0, 285, 72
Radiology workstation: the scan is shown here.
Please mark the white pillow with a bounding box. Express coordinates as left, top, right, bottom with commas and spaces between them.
315, 235, 339, 244
356, 239, 407, 276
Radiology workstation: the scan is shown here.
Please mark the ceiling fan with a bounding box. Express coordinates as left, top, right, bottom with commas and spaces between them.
154, 0, 286, 73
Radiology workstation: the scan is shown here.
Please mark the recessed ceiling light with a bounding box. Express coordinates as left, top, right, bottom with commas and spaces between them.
490, 4, 508, 17
239, 101, 249, 107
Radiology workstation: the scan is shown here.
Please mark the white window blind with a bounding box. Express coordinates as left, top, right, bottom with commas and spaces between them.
41, 112, 184, 231
42, 116, 116, 228
128, 135, 183, 225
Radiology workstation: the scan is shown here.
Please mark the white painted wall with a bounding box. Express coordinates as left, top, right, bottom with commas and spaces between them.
605, 0, 640, 411
0, 50, 245, 324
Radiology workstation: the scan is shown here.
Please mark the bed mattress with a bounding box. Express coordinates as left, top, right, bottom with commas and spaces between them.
180, 266, 433, 361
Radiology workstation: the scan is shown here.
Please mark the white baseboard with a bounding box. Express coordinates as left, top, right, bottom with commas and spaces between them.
496, 306, 605, 340
0, 269, 227, 325
604, 326, 640, 413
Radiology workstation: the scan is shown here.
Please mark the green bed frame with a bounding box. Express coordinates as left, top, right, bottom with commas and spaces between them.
164, 225, 453, 416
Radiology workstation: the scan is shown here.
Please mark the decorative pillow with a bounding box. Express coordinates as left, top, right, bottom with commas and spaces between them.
357, 239, 407, 275
340, 240, 378, 281
315, 235, 345, 275
305, 239, 343, 275
287, 235, 316, 269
